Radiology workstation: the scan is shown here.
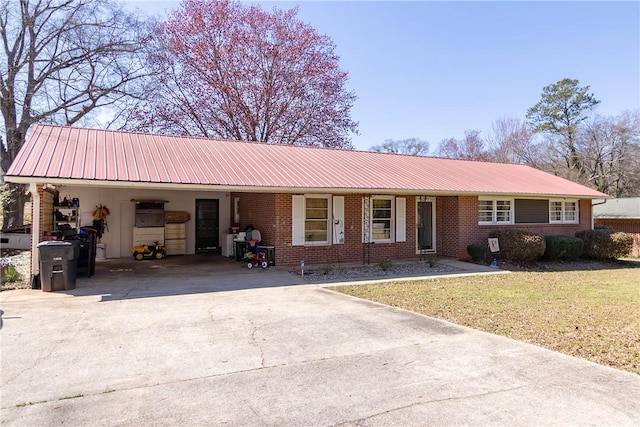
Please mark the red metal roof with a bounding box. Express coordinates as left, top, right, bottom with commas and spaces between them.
6, 124, 608, 198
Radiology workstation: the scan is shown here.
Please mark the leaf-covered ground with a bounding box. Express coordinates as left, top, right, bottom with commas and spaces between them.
332, 267, 640, 375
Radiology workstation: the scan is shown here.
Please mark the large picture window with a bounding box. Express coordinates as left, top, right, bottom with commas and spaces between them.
514, 199, 549, 223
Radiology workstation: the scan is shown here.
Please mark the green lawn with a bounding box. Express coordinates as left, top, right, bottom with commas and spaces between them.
331, 268, 640, 375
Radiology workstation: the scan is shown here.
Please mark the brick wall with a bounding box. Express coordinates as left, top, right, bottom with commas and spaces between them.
231, 192, 595, 265
454, 197, 593, 259
435, 196, 458, 257
236, 193, 421, 267
232, 192, 278, 244
594, 218, 640, 257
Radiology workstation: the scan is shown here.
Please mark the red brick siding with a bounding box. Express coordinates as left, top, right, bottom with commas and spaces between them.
436, 196, 459, 257
248, 193, 420, 267
232, 192, 278, 245
456, 197, 593, 259
594, 218, 640, 257
239, 193, 595, 265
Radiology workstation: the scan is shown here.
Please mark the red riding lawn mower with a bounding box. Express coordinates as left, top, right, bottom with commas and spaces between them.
132, 241, 166, 260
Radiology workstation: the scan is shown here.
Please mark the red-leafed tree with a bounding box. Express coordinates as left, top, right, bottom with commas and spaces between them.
127, 0, 358, 148
437, 130, 491, 161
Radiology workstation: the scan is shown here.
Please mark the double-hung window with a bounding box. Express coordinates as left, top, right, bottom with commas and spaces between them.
371, 197, 393, 242
550, 200, 578, 224
304, 197, 330, 244
478, 198, 513, 225
292, 195, 343, 246
362, 196, 406, 244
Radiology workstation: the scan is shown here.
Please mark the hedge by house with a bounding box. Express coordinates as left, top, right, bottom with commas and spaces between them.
467, 243, 486, 262
543, 236, 584, 260
575, 228, 633, 259
487, 230, 545, 262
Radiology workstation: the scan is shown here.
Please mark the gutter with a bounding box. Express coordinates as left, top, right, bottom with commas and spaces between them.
591, 198, 609, 230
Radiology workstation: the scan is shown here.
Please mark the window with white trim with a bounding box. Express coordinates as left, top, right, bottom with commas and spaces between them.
365, 196, 395, 243
304, 196, 330, 244
292, 195, 343, 246
550, 200, 578, 224
478, 198, 513, 225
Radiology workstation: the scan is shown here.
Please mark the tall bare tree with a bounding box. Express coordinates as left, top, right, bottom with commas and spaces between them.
486, 116, 538, 165
577, 111, 640, 197
437, 130, 490, 161
0, 0, 148, 228
370, 138, 430, 156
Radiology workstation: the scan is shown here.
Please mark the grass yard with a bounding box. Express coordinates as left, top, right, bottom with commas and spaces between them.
332, 268, 640, 375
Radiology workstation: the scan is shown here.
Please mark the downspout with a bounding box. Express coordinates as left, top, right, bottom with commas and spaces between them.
591, 198, 608, 230
28, 183, 41, 285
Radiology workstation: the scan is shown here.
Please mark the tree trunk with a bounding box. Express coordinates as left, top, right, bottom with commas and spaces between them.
1, 183, 29, 230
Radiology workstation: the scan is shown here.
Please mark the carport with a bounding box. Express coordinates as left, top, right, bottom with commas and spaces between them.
71, 253, 305, 300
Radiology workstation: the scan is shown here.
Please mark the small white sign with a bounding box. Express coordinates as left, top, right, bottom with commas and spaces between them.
488, 238, 500, 253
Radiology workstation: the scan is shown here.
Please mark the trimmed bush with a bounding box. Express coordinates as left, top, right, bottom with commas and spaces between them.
378, 258, 393, 271
487, 230, 545, 262
467, 243, 486, 262
544, 236, 584, 260
575, 229, 633, 259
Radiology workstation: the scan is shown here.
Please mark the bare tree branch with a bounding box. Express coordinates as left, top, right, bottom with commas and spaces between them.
1, 0, 150, 226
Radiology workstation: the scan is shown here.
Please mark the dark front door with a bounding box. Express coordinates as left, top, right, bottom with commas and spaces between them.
195, 199, 219, 252
417, 200, 434, 252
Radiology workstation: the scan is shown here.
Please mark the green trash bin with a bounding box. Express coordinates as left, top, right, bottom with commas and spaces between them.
37, 241, 78, 292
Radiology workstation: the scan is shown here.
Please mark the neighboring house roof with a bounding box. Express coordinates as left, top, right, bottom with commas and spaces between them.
6, 124, 608, 198
593, 198, 640, 219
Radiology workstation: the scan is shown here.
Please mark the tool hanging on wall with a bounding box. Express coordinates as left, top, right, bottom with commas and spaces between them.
92, 204, 111, 239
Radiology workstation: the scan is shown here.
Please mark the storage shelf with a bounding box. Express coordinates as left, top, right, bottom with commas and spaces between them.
53, 206, 80, 231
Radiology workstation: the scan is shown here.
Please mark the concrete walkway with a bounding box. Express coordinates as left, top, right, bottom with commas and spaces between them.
1, 257, 639, 426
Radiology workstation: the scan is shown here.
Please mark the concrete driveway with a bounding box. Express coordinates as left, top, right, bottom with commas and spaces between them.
1, 259, 639, 426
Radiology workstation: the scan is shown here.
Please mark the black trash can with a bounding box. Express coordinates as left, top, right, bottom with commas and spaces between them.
73, 228, 97, 277
37, 241, 78, 292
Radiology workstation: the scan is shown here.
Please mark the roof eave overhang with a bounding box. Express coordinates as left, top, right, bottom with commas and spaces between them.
4, 176, 608, 199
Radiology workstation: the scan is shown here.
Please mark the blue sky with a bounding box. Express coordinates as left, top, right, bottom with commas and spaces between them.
127, 1, 640, 151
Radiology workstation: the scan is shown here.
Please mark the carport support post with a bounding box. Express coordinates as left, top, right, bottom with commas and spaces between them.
28, 183, 41, 283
